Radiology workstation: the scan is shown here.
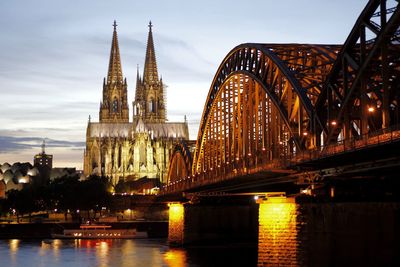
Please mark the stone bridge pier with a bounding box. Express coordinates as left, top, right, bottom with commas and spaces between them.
167, 199, 259, 245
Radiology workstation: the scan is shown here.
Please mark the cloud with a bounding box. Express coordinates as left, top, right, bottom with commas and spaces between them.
0, 136, 85, 154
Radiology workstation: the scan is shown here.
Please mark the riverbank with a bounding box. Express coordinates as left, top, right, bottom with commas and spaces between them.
0, 221, 168, 239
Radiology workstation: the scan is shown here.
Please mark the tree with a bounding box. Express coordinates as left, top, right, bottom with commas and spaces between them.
77, 175, 111, 219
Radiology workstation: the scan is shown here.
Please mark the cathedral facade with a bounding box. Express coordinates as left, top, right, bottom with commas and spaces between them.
83, 21, 189, 185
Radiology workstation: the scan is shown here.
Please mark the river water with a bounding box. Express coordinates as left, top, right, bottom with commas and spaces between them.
0, 239, 257, 267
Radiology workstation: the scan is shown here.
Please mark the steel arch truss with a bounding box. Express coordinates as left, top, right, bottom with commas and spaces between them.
316, 0, 400, 144
166, 141, 193, 189
192, 44, 339, 176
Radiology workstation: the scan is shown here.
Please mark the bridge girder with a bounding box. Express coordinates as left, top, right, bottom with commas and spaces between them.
167, 141, 193, 188
192, 44, 339, 175
164, 0, 400, 194
315, 0, 400, 145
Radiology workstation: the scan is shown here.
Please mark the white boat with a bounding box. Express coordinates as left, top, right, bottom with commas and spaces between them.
52, 224, 147, 239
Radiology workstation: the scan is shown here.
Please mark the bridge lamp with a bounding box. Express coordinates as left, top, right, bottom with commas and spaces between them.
331, 120, 337, 126
368, 106, 375, 113
302, 132, 308, 136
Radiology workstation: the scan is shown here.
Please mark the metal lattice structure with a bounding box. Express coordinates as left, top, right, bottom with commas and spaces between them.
167, 142, 192, 189
315, 0, 400, 144
165, 0, 400, 193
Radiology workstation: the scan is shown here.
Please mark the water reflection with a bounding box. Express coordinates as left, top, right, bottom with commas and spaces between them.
9, 239, 19, 263
0, 238, 255, 267
96, 241, 109, 267
258, 197, 298, 267
52, 239, 61, 259
164, 248, 187, 267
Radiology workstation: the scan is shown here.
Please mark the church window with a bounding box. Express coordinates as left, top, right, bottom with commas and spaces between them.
149, 98, 156, 113
113, 98, 118, 113
118, 145, 122, 168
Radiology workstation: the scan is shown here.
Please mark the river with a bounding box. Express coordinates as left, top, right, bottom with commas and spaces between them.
0, 239, 257, 267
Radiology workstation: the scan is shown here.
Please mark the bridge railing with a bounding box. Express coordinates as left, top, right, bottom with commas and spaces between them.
290, 124, 400, 164
162, 158, 287, 194
162, 125, 400, 194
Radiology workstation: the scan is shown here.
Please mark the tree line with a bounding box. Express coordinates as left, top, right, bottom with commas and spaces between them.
0, 175, 112, 222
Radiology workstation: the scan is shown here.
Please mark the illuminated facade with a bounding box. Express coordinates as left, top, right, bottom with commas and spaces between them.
84, 21, 189, 185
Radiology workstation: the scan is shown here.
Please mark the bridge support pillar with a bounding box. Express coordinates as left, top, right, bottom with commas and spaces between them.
257, 196, 297, 266
167, 200, 258, 245
167, 203, 185, 245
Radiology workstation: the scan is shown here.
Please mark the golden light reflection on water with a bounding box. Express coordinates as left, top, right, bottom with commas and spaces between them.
164, 249, 187, 267
121, 240, 137, 267
96, 241, 110, 267
168, 203, 184, 245
39, 240, 50, 257
39, 239, 60, 262
9, 239, 19, 252
9, 239, 19, 263
258, 198, 298, 267
52, 239, 61, 259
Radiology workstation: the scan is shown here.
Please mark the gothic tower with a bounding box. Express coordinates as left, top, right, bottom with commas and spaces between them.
133, 21, 166, 124
99, 20, 129, 123
84, 21, 189, 186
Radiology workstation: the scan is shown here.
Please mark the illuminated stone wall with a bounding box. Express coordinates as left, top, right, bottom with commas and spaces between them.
257, 198, 298, 267
168, 203, 184, 245
83, 129, 179, 185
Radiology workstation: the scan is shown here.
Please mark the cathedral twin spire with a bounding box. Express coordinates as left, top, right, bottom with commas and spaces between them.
107, 21, 123, 84
99, 20, 129, 123
143, 21, 159, 85
99, 20, 165, 124
134, 21, 166, 124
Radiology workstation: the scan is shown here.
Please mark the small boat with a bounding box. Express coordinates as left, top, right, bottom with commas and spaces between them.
52, 224, 147, 239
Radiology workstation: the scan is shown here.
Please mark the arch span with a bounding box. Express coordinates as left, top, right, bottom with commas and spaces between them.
192, 44, 339, 175
163, 0, 400, 194
166, 141, 193, 190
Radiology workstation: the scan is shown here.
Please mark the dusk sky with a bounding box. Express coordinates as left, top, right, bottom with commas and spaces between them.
0, 0, 367, 169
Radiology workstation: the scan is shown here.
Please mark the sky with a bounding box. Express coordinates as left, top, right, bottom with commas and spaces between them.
0, 0, 368, 169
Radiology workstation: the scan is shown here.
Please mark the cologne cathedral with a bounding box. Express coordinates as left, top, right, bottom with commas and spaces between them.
83, 21, 189, 185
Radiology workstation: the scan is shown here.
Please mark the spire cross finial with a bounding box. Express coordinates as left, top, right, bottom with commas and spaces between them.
41, 139, 46, 154
113, 20, 117, 31
148, 20, 153, 31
